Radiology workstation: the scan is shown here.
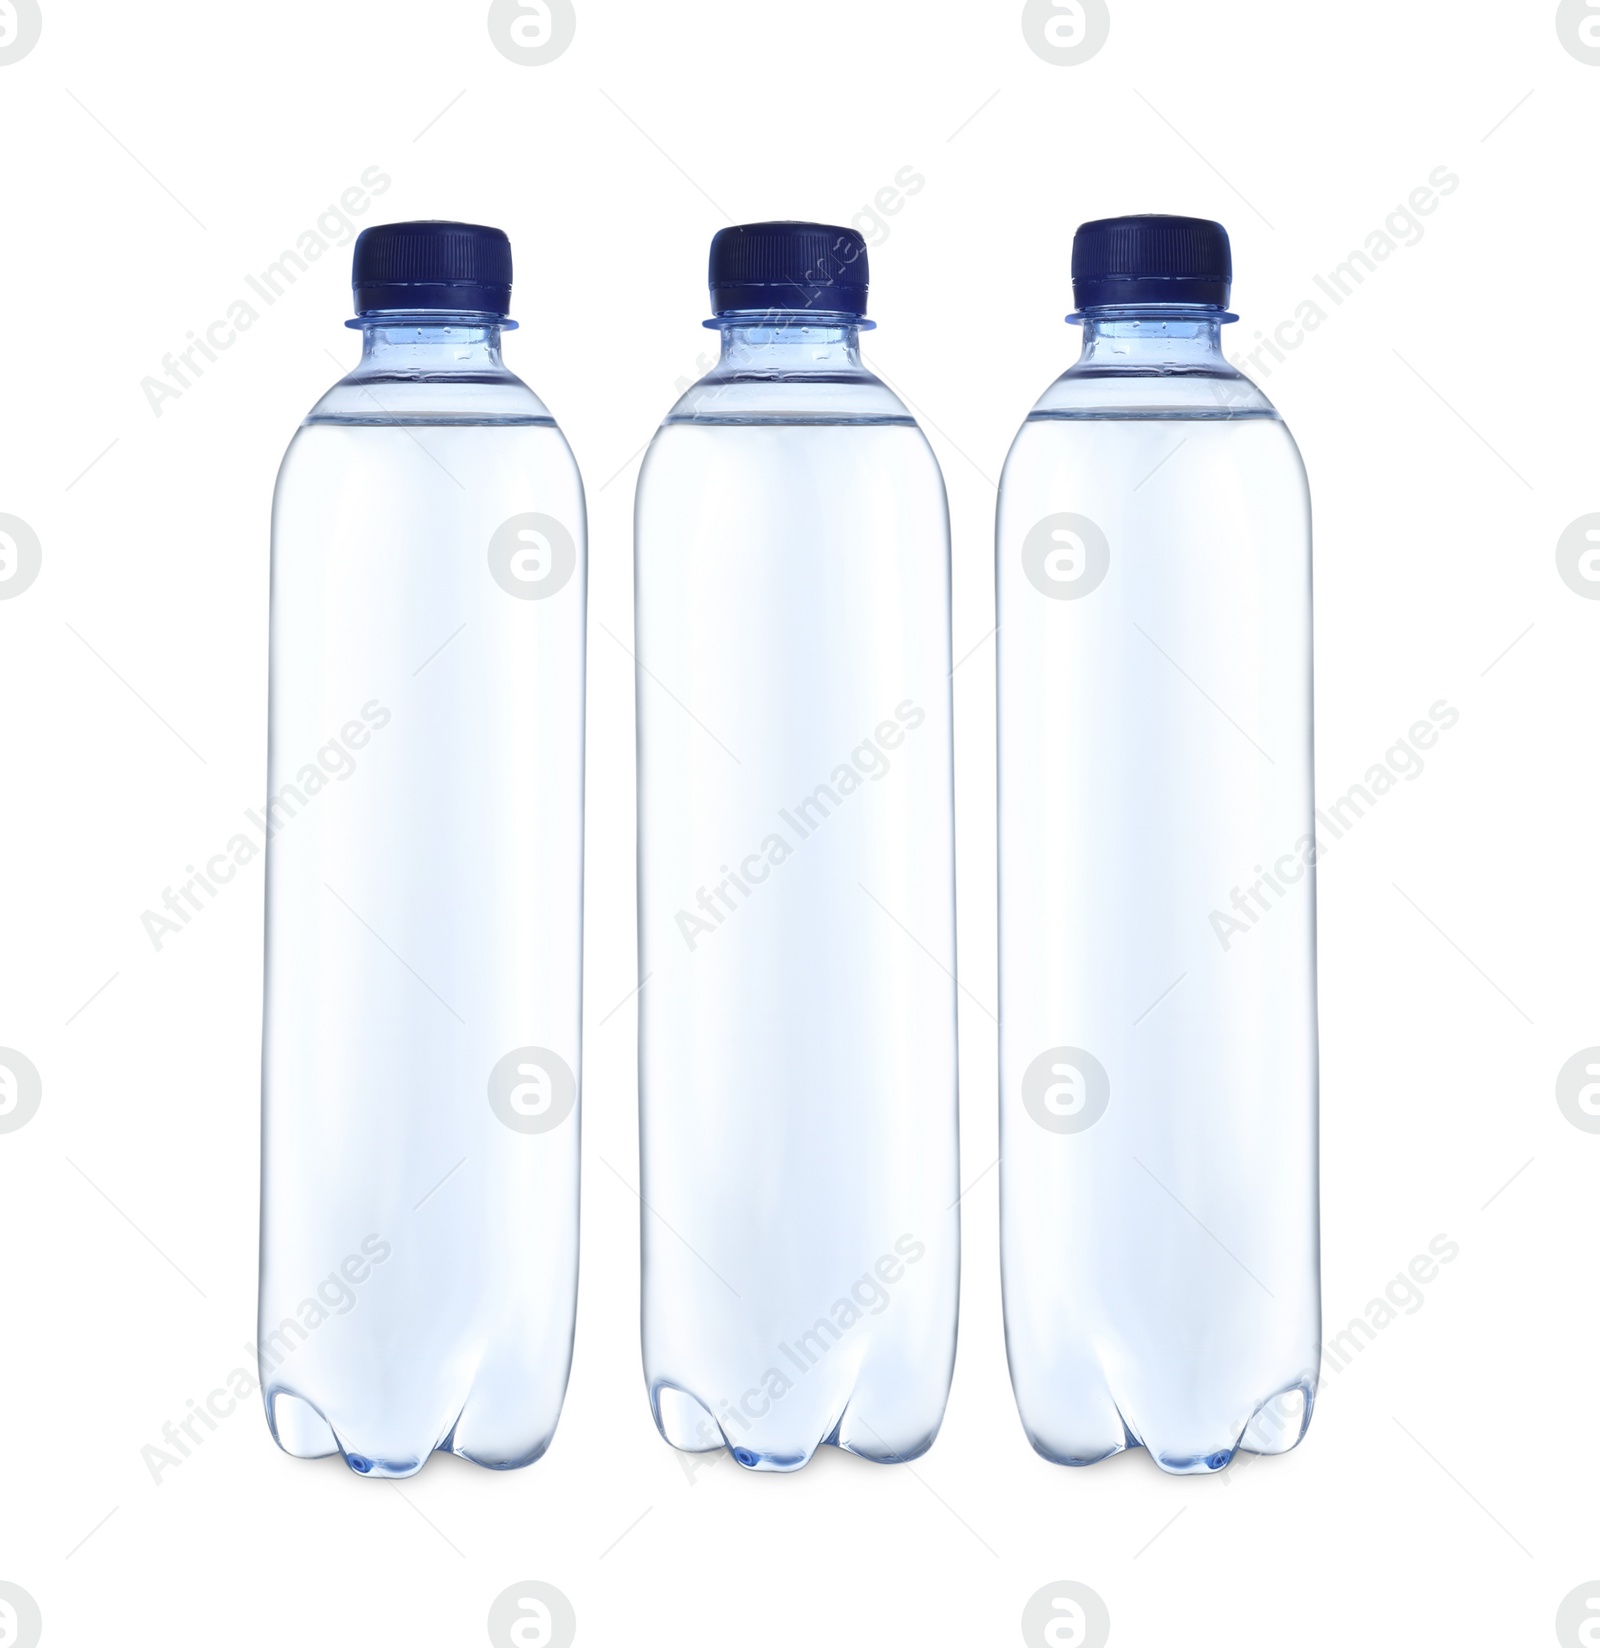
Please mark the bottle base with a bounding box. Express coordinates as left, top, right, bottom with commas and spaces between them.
652, 1381, 942, 1473
265, 1387, 556, 1478
1020, 1379, 1314, 1476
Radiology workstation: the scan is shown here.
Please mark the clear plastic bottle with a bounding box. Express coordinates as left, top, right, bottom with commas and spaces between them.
633, 222, 959, 1470
996, 216, 1320, 1473
259, 222, 586, 1476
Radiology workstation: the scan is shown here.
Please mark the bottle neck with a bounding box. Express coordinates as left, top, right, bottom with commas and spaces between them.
668, 312, 908, 422
349, 312, 512, 378
709, 313, 867, 377
308, 310, 550, 424
1070, 306, 1233, 375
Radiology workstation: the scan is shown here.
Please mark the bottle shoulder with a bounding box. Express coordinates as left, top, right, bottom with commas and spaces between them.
636, 399, 948, 520
274, 396, 585, 514
660, 363, 915, 427
997, 389, 1309, 517
1023, 359, 1282, 423
302, 364, 558, 427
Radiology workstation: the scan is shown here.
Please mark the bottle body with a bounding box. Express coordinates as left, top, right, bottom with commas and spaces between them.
996, 312, 1320, 1473
634, 321, 959, 1469
259, 320, 586, 1476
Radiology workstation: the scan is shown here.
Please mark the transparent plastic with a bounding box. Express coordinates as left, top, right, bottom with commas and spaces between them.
633, 316, 960, 1470
259, 315, 586, 1476
996, 307, 1320, 1473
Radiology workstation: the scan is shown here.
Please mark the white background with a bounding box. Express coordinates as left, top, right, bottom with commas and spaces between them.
1, 2, 1596, 1644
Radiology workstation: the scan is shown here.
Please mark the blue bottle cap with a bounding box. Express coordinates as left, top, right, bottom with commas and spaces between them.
708, 221, 869, 318
352, 220, 513, 317
1071, 215, 1231, 310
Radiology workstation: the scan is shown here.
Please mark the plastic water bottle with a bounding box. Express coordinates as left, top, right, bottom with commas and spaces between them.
259, 222, 586, 1476
996, 216, 1319, 1473
633, 222, 960, 1470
